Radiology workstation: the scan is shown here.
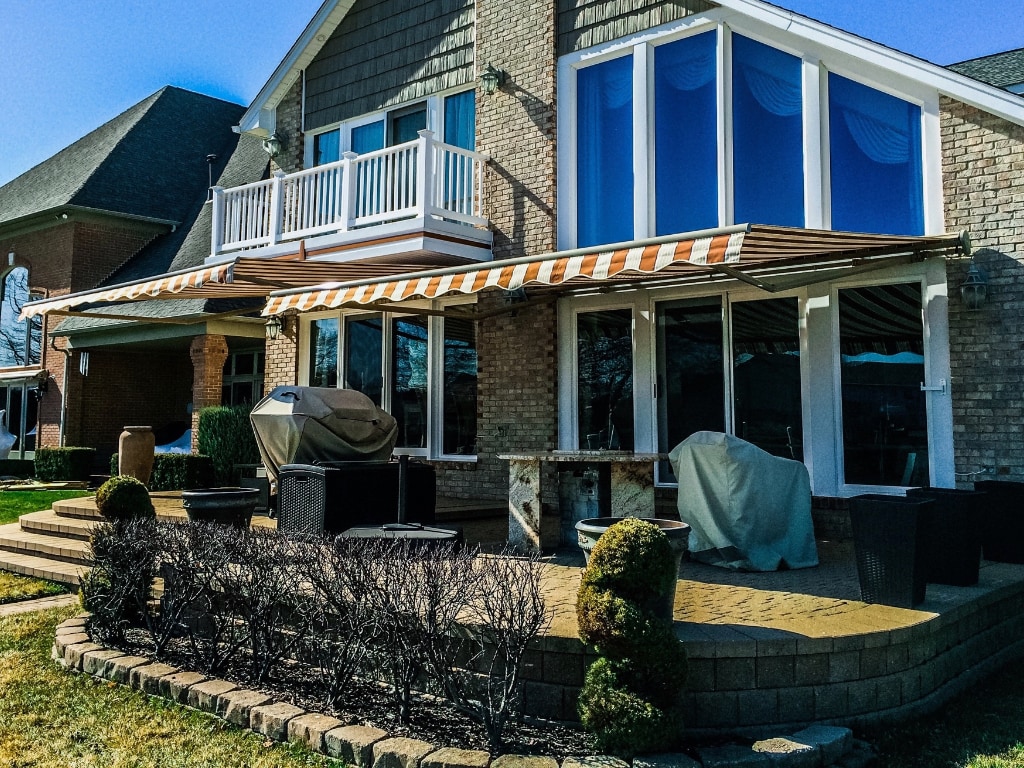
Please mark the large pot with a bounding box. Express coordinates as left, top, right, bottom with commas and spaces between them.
118, 425, 155, 484
181, 487, 260, 528
575, 516, 691, 621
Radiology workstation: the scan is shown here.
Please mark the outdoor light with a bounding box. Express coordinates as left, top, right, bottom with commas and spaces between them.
262, 132, 284, 158
960, 260, 989, 311
480, 64, 506, 95
265, 315, 283, 340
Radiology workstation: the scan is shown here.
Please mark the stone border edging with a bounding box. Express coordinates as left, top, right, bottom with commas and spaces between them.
52, 615, 869, 768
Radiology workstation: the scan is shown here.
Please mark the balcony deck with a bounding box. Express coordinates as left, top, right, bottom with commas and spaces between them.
211, 130, 492, 264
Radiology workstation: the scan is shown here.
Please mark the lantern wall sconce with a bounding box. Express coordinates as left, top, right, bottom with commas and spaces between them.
480, 64, 507, 95
960, 259, 989, 311
265, 315, 283, 340
262, 132, 285, 158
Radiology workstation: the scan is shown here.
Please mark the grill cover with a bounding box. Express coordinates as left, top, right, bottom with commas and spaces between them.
669, 431, 817, 571
250, 386, 398, 483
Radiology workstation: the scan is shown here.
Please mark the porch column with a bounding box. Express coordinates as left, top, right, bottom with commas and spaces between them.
189, 334, 229, 452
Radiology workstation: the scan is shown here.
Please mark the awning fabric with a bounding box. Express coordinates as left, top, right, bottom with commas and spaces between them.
262, 225, 967, 316
20, 253, 475, 320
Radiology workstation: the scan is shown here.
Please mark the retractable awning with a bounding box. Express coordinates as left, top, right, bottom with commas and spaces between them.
20, 253, 476, 320
262, 225, 969, 316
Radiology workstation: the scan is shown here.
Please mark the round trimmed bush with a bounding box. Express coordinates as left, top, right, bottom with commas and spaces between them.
576, 517, 687, 757
95, 475, 155, 522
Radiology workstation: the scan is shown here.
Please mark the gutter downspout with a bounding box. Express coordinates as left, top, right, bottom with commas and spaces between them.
49, 334, 70, 448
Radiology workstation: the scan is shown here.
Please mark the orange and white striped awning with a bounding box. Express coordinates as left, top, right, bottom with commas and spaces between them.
262, 225, 968, 316
20, 253, 476, 320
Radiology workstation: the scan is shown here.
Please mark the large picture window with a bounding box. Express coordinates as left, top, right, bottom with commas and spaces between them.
563, 25, 930, 248
0, 268, 42, 368
306, 310, 478, 457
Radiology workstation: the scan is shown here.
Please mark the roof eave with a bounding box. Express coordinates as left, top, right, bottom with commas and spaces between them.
715, 0, 1024, 127
236, 0, 357, 136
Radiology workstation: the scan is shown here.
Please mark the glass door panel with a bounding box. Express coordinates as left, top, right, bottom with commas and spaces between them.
656, 298, 725, 476
731, 298, 802, 459
309, 318, 339, 388
577, 309, 633, 450
839, 284, 928, 486
344, 315, 384, 405
391, 316, 429, 449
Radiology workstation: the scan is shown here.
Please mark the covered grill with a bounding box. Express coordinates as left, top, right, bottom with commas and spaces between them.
250, 386, 398, 485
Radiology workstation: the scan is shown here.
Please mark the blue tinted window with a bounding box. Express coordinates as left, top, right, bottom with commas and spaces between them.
351, 121, 385, 154
444, 91, 475, 149
732, 35, 804, 227
577, 55, 633, 247
314, 131, 340, 166
655, 32, 718, 235
829, 74, 923, 235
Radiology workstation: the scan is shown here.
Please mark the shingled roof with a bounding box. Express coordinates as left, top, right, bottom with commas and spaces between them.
0, 86, 248, 228
948, 48, 1024, 91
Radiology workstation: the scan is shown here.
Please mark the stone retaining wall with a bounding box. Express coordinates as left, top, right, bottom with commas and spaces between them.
54, 614, 868, 768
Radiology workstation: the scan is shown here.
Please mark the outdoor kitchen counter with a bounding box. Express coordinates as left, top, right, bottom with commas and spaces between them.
499, 451, 665, 552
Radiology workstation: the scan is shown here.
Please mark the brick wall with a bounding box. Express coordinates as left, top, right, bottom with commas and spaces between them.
476, 0, 558, 260
264, 318, 298, 391
272, 79, 305, 176
69, 221, 157, 293
941, 97, 1024, 482
69, 347, 193, 456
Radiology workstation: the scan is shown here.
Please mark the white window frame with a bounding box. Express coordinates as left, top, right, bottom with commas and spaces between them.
304, 87, 476, 167
556, 11, 944, 249
298, 299, 478, 461
557, 259, 953, 495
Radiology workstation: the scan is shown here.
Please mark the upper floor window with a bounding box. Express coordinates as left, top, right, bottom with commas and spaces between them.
309, 90, 476, 167
0, 268, 41, 368
561, 25, 928, 248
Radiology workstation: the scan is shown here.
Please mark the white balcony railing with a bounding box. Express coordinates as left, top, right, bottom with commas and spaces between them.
211, 130, 489, 256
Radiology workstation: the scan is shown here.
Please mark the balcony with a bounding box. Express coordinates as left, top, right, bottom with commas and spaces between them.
211, 130, 490, 261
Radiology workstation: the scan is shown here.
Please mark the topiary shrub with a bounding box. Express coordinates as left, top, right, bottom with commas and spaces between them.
95, 475, 155, 522
576, 517, 688, 757
34, 447, 96, 481
150, 453, 215, 490
197, 405, 260, 486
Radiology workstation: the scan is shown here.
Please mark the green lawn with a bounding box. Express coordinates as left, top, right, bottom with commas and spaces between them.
0, 607, 338, 767
865, 657, 1024, 767
0, 571, 65, 604
0, 490, 93, 525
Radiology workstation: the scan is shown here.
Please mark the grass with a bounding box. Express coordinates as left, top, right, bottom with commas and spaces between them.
865, 656, 1024, 767
0, 606, 339, 767
0, 489, 93, 525
0, 571, 66, 604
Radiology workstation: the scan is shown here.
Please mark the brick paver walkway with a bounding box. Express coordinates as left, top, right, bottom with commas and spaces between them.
0, 593, 78, 617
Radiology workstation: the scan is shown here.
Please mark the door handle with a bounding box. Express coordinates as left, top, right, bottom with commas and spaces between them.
920, 379, 947, 394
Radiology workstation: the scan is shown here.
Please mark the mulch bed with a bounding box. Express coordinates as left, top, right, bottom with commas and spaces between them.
103, 627, 595, 758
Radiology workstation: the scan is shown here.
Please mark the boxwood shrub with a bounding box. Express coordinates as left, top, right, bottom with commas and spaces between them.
197, 405, 260, 486
108, 453, 214, 491
34, 447, 96, 482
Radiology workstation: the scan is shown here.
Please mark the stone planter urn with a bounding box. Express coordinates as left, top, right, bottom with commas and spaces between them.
181, 487, 260, 528
575, 516, 691, 620
118, 426, 155, 484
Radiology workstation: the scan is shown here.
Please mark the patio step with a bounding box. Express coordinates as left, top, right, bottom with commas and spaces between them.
0, 548, 84, 587
0, 523, 91, 566
19, 510, 95, 541
52, 493, 188, 522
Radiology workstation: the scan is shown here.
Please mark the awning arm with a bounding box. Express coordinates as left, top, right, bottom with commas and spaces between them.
48, 306, 262, 325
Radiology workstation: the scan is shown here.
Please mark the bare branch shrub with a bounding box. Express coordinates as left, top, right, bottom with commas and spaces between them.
433, 547, 552, 753
300, 536, 380, 706
220, 527, 311, 683
80, 517, 159, 645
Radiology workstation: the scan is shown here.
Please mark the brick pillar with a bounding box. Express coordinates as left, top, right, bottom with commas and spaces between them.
189, 334, 230, 452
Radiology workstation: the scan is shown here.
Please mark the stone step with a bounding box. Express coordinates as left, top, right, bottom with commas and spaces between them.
0, 547, 84, 587
0, 522, 91, 566
19, 510, 96, 541
52, 493, 189, 522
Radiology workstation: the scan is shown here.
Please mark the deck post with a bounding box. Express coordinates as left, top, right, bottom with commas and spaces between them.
268, 170, 286, 246
416, 130, 435, 218
210, 186, 225, 256
339, 151, 357, 231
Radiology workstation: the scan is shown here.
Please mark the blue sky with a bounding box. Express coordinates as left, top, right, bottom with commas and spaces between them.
1, 0, 1021, 187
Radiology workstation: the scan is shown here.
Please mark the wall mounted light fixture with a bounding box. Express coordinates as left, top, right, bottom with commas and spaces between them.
480, 64, 507, 96
265, 315, 283, 340
262, 133, 285, 158
960, 259, 989, 311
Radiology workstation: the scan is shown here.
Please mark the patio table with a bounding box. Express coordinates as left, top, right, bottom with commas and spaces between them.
498, 451, 664, 552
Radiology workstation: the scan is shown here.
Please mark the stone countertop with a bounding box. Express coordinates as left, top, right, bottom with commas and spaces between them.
498, 451, 667, 462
